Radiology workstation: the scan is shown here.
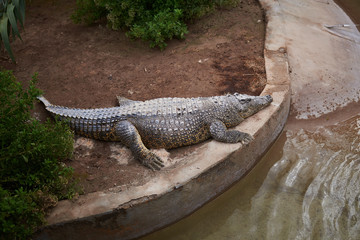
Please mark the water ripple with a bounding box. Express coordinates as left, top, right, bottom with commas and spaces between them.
141, 116, 360, 240
250, 116, 360, 240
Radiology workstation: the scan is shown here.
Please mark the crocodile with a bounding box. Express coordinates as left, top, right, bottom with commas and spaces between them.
37, 93, 272, 170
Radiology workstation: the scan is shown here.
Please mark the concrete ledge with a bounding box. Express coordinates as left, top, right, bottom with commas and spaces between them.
36, 1, 290, 239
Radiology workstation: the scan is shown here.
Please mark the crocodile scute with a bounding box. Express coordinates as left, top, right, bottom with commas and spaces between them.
37, 93, 272, 170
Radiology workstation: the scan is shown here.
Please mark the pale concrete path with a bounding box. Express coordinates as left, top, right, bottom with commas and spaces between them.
275, 0, 360, 119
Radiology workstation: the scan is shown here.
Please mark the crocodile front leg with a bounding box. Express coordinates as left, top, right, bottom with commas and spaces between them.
209, 120, 253, 145
115, 120, 164, 170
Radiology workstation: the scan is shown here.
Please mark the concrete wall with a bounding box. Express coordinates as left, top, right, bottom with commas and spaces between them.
36, 0, 290, 239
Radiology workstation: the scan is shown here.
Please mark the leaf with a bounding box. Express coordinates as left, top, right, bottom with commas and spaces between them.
19, 0, 25, 24
0, 13, 15, 62
12, 0, 20, 11
7, 3, 22, 40
12, 0, 22, 27
22, 155, 28, 163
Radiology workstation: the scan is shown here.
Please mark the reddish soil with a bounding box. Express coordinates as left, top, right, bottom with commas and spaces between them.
0, 0, 266, 194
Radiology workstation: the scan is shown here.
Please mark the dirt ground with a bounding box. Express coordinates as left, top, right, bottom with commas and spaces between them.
0, 0, 266, 194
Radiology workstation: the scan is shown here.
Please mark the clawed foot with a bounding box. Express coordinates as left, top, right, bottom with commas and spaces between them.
223, 130, 254, 145
141, 152, 164, 171
231, 131, 253, 145
238, 132, 254, 145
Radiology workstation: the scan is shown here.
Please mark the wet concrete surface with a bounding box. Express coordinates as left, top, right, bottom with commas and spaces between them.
280, 0, 360, 119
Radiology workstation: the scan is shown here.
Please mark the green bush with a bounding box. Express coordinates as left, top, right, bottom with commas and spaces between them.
72, 0, 239, 49
128, 8, 188, 49
71, 0, 107, 25
0, 0, 26, 62
0, 70, 79, 239
0, 187, 43, 239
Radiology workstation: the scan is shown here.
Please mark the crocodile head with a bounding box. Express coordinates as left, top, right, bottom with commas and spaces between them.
233, 93, 273, 119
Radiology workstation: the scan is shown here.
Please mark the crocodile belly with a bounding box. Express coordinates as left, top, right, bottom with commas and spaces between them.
70, 118, 121, 142
130, 117, 211, 149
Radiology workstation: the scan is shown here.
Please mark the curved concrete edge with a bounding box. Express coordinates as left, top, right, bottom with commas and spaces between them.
36, 2, 290, 239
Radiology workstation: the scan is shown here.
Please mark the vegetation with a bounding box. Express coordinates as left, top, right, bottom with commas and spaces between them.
0, 70, 80, 239
0, 0, 26, 62
72, 0, 239, 49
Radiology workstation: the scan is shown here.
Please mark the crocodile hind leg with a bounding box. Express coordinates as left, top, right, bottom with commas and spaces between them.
209, 120, 253, 145
115, 120, 164, 170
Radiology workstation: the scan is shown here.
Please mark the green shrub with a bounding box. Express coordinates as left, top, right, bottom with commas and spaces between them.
0, 187, 43, 239
0, 0, 26, 62
72, 0, 240, 49
71, 0, 107, 25
128, 8, 188, 49
0, 70, 79, 239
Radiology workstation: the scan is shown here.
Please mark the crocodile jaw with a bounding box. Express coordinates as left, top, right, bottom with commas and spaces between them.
235, 94, 273, 119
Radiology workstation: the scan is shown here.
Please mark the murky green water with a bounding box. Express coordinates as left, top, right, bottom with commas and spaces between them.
141, 114, 360, 240
247, 117, 360, 239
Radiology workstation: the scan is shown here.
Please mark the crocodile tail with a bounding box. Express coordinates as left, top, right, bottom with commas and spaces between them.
37, 95, 52, 107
